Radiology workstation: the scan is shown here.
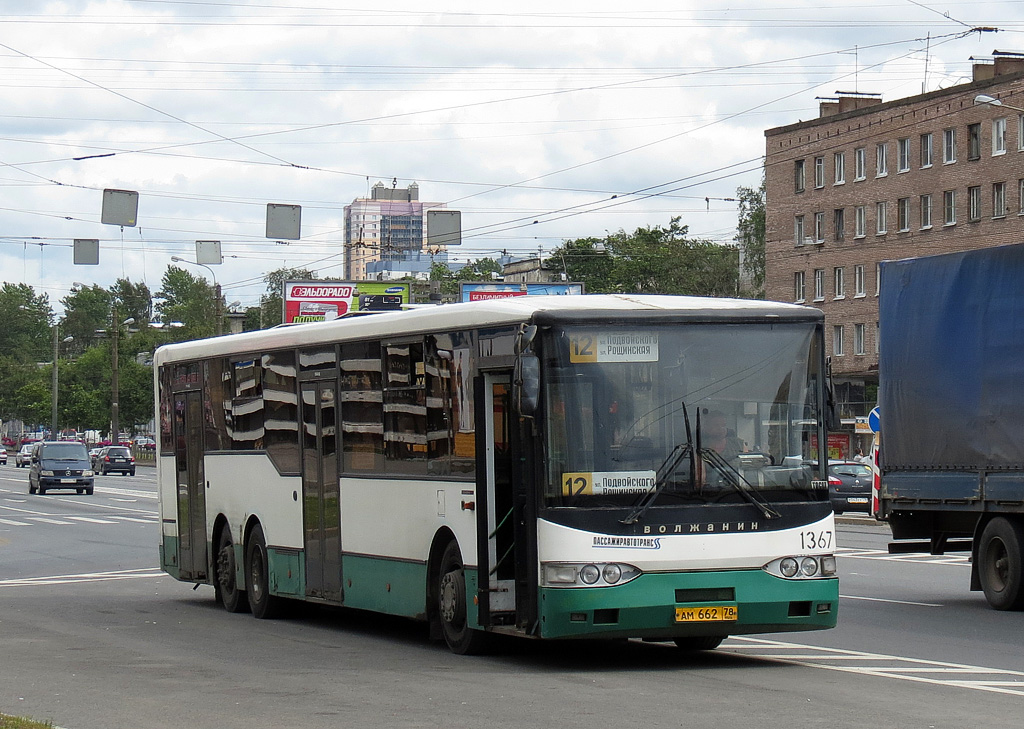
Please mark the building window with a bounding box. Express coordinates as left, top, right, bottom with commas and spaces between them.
875, 201, 887, 234
920, 194, 932, 228
834, 151, 846, 184
994, 181, 1007, 218
1019, 115, 1024, 151
834, 267, 845, 298
814, 211, 825, 242
876, 143, 888, 176
854, 205, 866, 237
794, 271, 806, 302
897, 197, 910, 231
921, 132, 933, 167
897, 138, 911, 172
943, 190, 956, 225
795, 215, 806, 245
993, 118, 1007, 156
834, 208, 845, 241
814, 268, 825, 301
1019, 179, 1024, 214
876, 263, 882, 296
854, 265, 866, 297
969, 186, 982, 221
943, 128, 956, 163
854, 323, 865, 355
968, 123, 981, 160
875, 321, 880, 353
854, 147, 866, 180
814, 156, 824, 188
833, 325, 845, 357
795, 159, 805, 193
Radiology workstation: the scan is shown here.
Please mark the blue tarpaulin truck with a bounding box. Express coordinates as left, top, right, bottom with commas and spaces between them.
877, 243, 1024, 610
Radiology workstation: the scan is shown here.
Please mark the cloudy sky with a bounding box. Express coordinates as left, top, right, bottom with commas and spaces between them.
1, 0, 1021, 313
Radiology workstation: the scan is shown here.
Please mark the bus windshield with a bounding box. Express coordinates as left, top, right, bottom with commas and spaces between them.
542, 322, 827, 509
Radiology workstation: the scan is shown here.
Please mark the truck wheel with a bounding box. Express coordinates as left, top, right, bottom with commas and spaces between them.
979, 517, 1024, 610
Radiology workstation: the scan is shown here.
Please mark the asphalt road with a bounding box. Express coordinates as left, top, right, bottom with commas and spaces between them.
2, 464, 1023, 729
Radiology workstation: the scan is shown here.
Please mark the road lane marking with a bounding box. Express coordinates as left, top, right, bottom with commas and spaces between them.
65, 516, 118, 524
28, 517, 73, 525
0, 567, 166, 587
837, 547, 971, 567
727, 636, 1024, 696
0, 518, 30, 526
110, 516, 157, 523
839, 594, 943, 607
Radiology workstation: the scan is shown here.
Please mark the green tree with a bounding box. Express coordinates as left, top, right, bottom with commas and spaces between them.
735, 178, 766, 298
430, 258, 503, 299
155, 266, 217, 339
0, 282, 52, 364
547, 218, 738, 297
60, 284, 112, 355
111, 278, 153, 328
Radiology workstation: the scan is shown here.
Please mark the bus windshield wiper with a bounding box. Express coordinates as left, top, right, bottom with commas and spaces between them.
700, 448, 781, 521
620, 401, 696, 525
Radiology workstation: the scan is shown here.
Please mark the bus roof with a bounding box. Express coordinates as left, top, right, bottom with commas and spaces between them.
153, 294, 821, 367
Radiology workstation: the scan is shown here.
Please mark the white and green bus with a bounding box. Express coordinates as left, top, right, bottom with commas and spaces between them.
155, 294, 838, 654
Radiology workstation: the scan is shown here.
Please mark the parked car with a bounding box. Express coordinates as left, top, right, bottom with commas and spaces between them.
28, 440, 94, 495
0, 448, 7, 465
828, 461, 873, 514
92, 445, 136, 476
133, 437, 156, 451
16, 444, 35, 467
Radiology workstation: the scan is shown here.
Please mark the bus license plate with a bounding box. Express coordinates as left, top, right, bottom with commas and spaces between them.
675, 605, 738, 623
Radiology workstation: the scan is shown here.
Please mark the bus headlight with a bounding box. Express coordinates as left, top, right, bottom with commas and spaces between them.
542, 562, 641, 588
764, 555, 835, 580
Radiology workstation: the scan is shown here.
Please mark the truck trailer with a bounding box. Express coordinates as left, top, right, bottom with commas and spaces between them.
877, 243, 1024, 610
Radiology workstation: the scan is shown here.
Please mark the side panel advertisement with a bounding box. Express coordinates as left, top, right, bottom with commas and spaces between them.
459, 282, 584, 303
283, 281, 411, 323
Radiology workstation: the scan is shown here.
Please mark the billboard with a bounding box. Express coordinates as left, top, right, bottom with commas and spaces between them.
459, 282, 584, 303
283, 281, 411, 323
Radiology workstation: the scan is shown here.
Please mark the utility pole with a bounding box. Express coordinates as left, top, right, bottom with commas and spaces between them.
111, 309, 120, 444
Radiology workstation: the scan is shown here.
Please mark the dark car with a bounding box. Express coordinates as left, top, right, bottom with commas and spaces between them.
828, 461, 873, 514
93, 445, 136, 476
28, 440, 94, 495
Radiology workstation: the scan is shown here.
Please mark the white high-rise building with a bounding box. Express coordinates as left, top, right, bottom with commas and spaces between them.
344, 182, 446, 280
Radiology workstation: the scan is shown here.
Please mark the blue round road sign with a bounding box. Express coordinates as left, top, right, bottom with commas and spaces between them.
868, 407, 880, 433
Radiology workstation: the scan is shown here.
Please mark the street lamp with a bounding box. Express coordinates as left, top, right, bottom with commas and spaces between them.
51, 326, 73, 438
171, 255, 223, 335
974, 94, 1024, 113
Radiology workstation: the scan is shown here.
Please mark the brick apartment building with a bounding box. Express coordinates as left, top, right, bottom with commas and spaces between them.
764, 52, 1024, 455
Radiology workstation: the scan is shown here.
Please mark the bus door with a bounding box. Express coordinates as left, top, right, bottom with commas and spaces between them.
301, 380, 342, 602
174, 390, 208, 581
476, 372, 518, 625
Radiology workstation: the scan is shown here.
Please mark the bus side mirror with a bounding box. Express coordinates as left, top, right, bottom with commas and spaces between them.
515, 353, 541, 416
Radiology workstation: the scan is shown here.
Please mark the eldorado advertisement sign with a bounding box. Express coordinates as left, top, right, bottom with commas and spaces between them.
283, 281, 411, 323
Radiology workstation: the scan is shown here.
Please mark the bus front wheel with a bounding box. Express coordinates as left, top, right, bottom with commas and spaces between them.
437, 541, 489, 655
215, 527, 249, 613
246, 524, 284, 619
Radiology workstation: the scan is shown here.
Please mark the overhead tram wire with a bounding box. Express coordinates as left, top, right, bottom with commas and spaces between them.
0, 41, 306, 171
3, 33, 961, 178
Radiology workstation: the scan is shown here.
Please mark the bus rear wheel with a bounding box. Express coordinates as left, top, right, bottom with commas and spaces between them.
437, 541, 489, 655
979, 517, 1024, 610
215, 527, 249, 613
246, 524, 284, 619
673, 636, 725, 651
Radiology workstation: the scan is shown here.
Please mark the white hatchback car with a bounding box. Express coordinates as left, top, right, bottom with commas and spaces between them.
15, 444, 35, 467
